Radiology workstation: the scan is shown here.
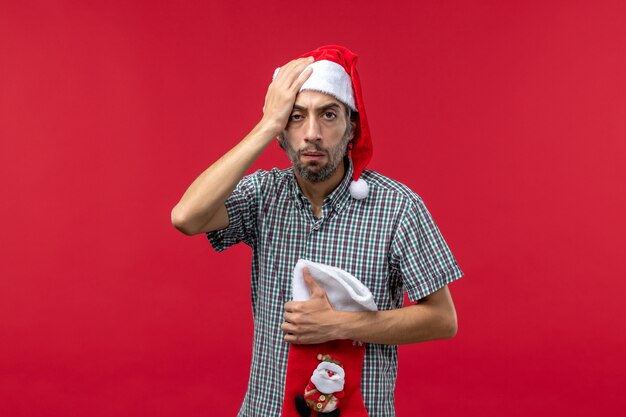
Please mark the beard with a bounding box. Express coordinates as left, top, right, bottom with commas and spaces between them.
279, 130, 352, 183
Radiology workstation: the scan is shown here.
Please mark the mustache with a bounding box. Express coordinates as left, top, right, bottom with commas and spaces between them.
298, 144, 328, 154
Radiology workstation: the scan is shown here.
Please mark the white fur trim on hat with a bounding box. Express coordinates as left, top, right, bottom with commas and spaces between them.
292, 259, 378, 312
300, 60, 356, 111
273, 60, 356, 111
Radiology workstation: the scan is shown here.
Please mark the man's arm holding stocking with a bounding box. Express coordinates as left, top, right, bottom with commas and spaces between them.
282, 268, 458, 345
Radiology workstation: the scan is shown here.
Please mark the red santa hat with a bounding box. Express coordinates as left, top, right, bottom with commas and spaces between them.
276, 45, 373, 200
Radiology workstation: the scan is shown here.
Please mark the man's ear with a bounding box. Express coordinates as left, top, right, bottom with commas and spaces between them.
350, 112, 361, 143
276, 133, 286, 150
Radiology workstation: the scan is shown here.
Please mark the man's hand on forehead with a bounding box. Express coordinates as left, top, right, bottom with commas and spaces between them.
260, 56, 314, 136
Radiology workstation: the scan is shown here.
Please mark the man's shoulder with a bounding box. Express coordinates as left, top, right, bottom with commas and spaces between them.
361, 169, 423, 205
242, 166, 293, 186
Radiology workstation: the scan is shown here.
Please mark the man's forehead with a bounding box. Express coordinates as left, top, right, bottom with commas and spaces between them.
293, 90, 347, 110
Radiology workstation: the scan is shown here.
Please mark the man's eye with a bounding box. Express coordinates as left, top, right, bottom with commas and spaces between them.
322, 112, 337, 120
289, 114, 303, 121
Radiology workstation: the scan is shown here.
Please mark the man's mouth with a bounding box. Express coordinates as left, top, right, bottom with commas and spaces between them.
300, 150, 326, 160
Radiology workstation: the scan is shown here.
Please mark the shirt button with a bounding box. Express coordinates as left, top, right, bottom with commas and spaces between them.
316, 403, 323, 409
319, 395, 326, 401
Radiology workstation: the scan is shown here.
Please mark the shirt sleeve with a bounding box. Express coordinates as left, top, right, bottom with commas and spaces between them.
390, 196, 463, 302
206, 172, 261, 251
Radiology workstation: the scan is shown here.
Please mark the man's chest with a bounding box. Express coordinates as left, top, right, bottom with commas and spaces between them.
253, 201, 400, 307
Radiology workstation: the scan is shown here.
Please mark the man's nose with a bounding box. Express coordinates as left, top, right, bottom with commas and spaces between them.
304, 117, 322, 142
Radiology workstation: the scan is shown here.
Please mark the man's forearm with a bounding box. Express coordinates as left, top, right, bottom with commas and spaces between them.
283, 283, 458, 346
171, 120, 278, 235
334, 296, 458, 345
171, 57, 314, 236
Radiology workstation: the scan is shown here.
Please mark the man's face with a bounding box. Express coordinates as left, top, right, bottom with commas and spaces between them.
279, 90, 353, 183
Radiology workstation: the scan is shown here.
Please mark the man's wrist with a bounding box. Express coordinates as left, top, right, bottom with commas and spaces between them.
256, 116, 285, 139
333, 310, 360, 341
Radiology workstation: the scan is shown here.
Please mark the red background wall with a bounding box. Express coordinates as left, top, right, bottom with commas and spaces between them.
1, 1, 625, 416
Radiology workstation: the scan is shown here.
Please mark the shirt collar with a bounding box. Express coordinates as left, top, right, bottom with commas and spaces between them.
290, 157, 354, 214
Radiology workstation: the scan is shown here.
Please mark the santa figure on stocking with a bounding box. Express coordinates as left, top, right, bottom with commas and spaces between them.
295, 354, 345, 417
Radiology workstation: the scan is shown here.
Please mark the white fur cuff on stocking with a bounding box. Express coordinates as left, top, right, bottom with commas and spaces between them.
292, 259, 378, 312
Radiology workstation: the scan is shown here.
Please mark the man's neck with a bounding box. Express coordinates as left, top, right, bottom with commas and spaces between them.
294, 160, 347, 217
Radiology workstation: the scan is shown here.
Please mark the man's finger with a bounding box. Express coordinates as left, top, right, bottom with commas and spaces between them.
302, 267, 324, 297
284, 301, 298, 313
291, 66, 313, 92
280, 321, 294, 333
274, 57, 314, 87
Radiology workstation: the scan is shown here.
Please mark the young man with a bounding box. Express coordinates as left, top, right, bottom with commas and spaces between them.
172, 45, 463, 417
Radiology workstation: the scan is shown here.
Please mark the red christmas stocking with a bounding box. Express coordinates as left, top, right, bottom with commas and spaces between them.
281, 260, 378, 417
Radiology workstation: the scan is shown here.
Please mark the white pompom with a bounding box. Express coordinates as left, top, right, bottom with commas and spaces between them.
349, 178, 369, 200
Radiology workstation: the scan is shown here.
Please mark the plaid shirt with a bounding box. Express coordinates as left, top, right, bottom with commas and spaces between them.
207, 160, 463, 417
